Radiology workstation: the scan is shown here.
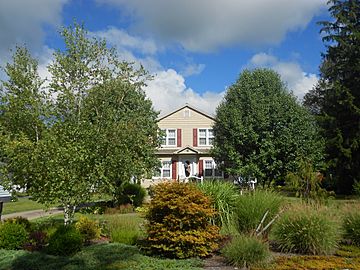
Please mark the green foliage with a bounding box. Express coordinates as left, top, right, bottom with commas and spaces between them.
343, 212, 360, 246
286, 158, 330, 203
353, 181, 360, 197
271, 207, 340, 255
105, 214, 145, 245
0, 23, 160, 225
0, 243, 203, 270
304, 0, 360, 194
197, 180, 240, 231
144, 182, 221, 258
233, 190, 283, 235
221, 235, 271, 268
5, 216, 33, 232
116, 183, 146, 207
75, 216, 101, 243
0, 222, 29, 250
212, 68, 323, 187
46, 225, 83, 256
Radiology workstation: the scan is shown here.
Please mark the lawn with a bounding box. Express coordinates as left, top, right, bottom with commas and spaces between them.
1, 198, 46, 215
0, 243, 203, 270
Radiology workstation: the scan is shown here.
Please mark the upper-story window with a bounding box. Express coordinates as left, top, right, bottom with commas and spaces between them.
161, 129, 177, 146
198, 128, 214, 146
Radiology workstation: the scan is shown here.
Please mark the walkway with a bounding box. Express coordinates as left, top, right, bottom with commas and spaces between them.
1, 208, 63, 221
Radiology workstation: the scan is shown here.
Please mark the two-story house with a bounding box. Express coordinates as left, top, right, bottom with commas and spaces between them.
143, 104, 222, 187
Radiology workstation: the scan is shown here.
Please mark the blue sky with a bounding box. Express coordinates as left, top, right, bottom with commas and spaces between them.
0, 0, 330, 114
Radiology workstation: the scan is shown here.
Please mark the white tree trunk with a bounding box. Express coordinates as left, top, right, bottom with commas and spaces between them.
63, 204, 76, 225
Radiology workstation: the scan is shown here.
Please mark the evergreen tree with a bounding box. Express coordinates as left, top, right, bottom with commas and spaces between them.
304, 0, 360, 194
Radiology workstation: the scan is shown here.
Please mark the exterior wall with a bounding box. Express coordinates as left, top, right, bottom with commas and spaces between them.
158, 107, 214, 148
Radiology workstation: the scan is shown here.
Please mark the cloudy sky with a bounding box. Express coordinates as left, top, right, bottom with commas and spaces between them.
0, 0, 329, 115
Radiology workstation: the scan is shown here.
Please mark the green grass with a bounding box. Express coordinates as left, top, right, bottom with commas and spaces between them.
0, 243, 203, 270
2, 198, 47, 215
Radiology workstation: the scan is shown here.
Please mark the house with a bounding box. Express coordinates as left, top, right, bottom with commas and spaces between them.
142, 104, 223, 187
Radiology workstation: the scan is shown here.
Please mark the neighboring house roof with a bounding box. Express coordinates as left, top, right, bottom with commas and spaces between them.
157, 103, 215, 121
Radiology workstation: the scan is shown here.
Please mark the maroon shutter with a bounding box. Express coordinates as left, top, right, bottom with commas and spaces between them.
198, 160, 203, 177
172, 160, 177, 180
193, 128, 198, 147
177, 129, 182, 147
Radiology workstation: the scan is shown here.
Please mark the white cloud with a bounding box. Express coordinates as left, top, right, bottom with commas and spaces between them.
0, 0, 67, 60
181, 63, 205, 77
92, 28, 162, 73
249, 53, 318, 99
144, 69, 224, 115
97, 0, 326, 52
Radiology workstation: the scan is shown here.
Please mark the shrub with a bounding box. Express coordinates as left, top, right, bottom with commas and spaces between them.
198, 180, 240, 231
271, 207, 340, 255
46, 225, 83, 256
116, 183, 146, 207
23, 230, 48, 252
233, 190, 283, 236
75, 216, 101, 243
221, 235, 271, 268
0, 222, 29, 250
144, 182, 221, 259
105, 204, 134, 215
343, 212, 360, 246
5, 216, 33, 232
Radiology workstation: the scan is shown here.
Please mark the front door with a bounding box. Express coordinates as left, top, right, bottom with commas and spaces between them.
178, 156, 197, 180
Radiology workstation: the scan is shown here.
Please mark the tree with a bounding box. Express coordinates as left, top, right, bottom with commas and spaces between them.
212, 69, 323, 187
0, 46, 47, 188
0, 23, 159, 224
303, 0, 360, 194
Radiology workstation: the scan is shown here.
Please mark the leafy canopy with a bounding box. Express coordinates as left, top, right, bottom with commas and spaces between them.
212, 68, 323, 186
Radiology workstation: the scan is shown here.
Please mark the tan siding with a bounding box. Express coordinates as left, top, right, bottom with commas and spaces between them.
159, 107, 214, 147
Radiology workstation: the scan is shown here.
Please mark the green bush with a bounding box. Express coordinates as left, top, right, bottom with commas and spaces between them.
46, 225, 83, 256
144, 182, 221, 258
233, 190, 283, 235
198, 180, 240, 231
221, 235, 271, 268
271, 207, 340, 255
343, 212, 360, 246
0, 222, 29, 250
117, 183, 146, 207
5, 216, 33, 232
75, 216, 101, 243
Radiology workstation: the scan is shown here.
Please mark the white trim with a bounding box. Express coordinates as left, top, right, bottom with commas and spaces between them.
161, 128, 177, 147
203, 159, 223, 178
153, 160, 172, 179
198, 128, 214, 146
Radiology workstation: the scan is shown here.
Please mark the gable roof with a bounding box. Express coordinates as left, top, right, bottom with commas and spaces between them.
158, 103, 215, 121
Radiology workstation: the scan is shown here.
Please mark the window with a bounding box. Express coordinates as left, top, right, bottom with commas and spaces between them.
204, 160, 223, 178
154, 161, 172, 178
184, 109, 191, 118
198, 128, 214, 146
161, 129, 176, 146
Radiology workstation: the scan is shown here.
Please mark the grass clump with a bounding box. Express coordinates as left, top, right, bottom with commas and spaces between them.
221, 234, 271, 268
106, 213, 144, 245
271, 206, 340, 255
233, 190, 283, 235
144, 182, 220, 258
198, 180, 240, 231
343, 211, 360, 246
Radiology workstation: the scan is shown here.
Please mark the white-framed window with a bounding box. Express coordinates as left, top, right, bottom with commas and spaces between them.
184, 109, 191, 118
198, 128, 214, 146
161, 129, 177, 146
154, 160, 172, 179
204, 160, 223, 178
